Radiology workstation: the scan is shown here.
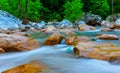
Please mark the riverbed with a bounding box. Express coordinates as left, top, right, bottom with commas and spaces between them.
0, 30, 120, 73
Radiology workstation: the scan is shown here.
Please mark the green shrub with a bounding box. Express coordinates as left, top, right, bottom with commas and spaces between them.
64, 0, 83, 22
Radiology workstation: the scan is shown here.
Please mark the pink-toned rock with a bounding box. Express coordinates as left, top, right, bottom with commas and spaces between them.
65, 36, 91, 46
45, 25, 56, 33
98, 34, 119, 40
78, 24, 96, 31
101, 28, 113, 32
74, 42, 120, 61
0, 33, 39, 52
0, 48, 5, 53
44, 33, 64, 45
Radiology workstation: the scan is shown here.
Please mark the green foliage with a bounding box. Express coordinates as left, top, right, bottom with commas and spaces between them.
64, 0, 83, 22
40, 0, 68, 21
0, 0, 42, 22
0, 0, 120, 22
90, 0, 110, 19
27, 0, 42, 21
107, 0, 120, 14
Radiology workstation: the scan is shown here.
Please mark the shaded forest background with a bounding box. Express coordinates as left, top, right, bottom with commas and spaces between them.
0, 0, 120, 22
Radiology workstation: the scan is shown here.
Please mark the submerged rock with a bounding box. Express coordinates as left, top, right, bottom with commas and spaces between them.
57, 28, 75, 35
78, 24, 96, 31
0, 33, 39, 52
74, 42, 120, 61
98, 34, 119, 40
2, 62, 44, 73
44, 33, 64, 45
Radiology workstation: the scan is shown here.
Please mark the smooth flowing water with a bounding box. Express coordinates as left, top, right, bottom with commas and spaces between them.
0, 30, 120, 73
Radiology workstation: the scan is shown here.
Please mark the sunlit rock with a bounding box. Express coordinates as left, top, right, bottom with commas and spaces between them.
65, 36, 91, 46
45, 25, 56, 33
78, 24, 96, 31
2, 62, 44, 73
0, 33, 39, 52
0, 10, 22, 30
74, 42, 120, 61
98, 34, 119, 40
44, 33, 64, 45
0, 48, 5, 53
57, 19, 73, 28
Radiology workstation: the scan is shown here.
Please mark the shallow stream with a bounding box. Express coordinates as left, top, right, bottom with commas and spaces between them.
0, 30, 120, 73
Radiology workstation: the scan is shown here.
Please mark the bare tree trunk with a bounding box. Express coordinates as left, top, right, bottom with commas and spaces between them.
111, 0, 114, 14
18, 0, 21, 17
22, 0, 28, 24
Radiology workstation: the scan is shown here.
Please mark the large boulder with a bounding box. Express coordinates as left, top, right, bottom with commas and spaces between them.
82, 13, 102, 26
74, 42, 120, 61
0, 33, 39, 52
98, 34, 119, 40
113, 18, 120, 29
106, 14, 120, 22
0, 10, 23, 30
56, 19, 73, 28
44, 33, 64, 45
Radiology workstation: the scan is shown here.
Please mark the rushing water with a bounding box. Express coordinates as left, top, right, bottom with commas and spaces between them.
0, 45, 120, 73
0, 30, 120, 73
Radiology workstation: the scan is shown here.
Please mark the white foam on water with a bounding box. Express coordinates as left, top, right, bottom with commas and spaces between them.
0, 45, 120, 73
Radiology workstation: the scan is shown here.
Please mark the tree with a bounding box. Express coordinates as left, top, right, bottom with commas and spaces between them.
0, 0, 43, 22
40, 0, 70, 21
90, 0, 110, 19
108, 0, 120, 14
64, 0, 83, 22
81, 0, 91, 12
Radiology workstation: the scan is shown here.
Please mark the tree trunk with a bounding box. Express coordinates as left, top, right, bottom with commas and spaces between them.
22, 0, 28, 24
18, 0, 21, 17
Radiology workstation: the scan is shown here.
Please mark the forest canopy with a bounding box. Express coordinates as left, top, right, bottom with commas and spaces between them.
0, 0, 120, 22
